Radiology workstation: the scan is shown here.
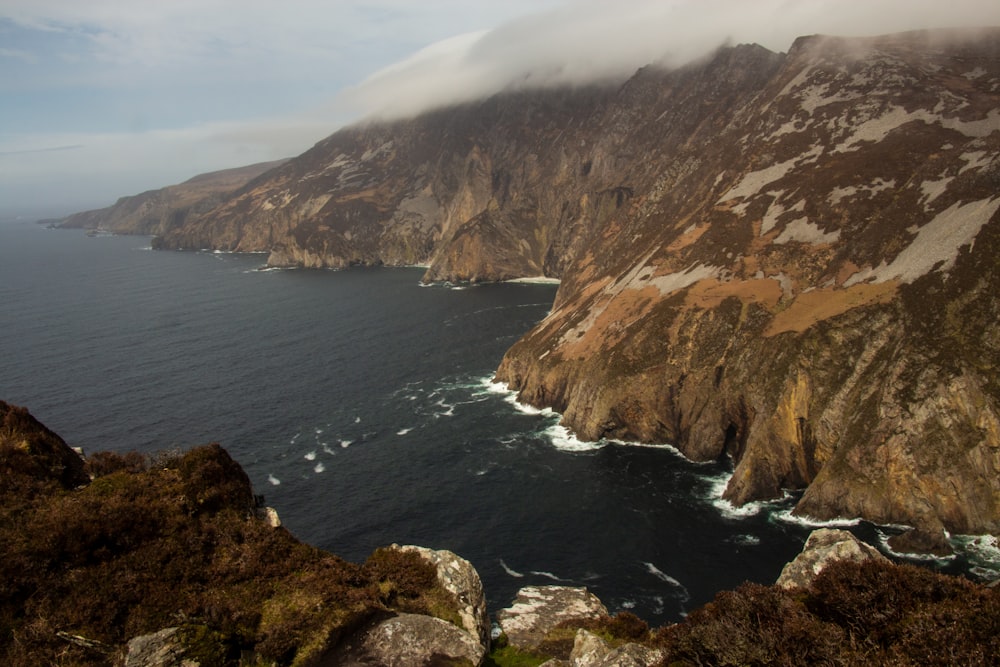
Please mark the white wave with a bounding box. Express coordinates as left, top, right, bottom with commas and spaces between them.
321, 443, 336, 455
314, 427, 324, 435
530, 570, 570, 582
355, 416, 361, 423
771, 507, 862, 528
729, 534, 761, 546
953, 534, 1000, 569
304, 450, 317, 461
644, 562, 690, 602
340, 439, 353, 448
652, 595, 665, 615
499, 559, 525, 578
397, 427, 413, 436
545, 423, 604, 452
290, 432, 300, 444
267, 474, 281, 486
619, 599, 636, 609
314, 462, 325, 473
703, 472, 794, 519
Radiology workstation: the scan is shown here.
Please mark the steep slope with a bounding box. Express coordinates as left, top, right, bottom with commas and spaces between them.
147, 28, 1000, 543
495, 29, 1000, 545
53, 160, 287, 236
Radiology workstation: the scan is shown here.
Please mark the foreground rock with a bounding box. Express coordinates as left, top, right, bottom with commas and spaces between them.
776, 528, 887, 590
541, 629, 663, 667
394, 544, 489, 646
343, 613, 485, 666
497, 586, 608, 652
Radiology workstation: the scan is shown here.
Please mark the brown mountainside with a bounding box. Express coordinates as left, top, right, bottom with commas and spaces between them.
53, 159, 287, 236
151, 29, 1000, 545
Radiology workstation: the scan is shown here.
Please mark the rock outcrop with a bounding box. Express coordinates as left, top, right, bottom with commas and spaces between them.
497, 586, 609, 653
344, 613, 486, 666
776, 528, 886, 590
545, 629, 663, 667
125, 28, 1000, 539
394, 544, 489, 646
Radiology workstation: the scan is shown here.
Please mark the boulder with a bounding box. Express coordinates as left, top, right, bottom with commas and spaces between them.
567, 629, 662, 667
122, 627, 192, 667
394, 544, 489, 645
350, 613, 486, 666
497, 586, 608, 652
776, 528, 886, 589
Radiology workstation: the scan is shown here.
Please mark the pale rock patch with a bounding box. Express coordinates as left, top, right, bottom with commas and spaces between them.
845, 197, 1000, 286
497, 586, 608, 652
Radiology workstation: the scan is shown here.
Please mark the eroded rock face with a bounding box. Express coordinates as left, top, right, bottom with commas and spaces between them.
497, 586, 608, 652
495, 29, 1000, 537
776, 528, 886, 590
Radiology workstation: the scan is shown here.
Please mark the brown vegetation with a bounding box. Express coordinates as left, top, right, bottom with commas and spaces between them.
0, 402, 454, 666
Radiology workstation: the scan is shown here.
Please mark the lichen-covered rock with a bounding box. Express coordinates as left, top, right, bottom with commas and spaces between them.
497, 586, 608, 652
776, 528, 886, 590
569, 629, 662, 667
348, 613, 486, 666
395, 544, 489, 645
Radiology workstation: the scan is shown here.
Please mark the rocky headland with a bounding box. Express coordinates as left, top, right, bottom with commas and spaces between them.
3, 401, 998, 666
65, 28, 1000, 549
47, 160, 288, 237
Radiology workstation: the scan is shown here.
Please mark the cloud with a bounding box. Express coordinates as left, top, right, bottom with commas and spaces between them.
344, 0, 1000, 120
3, 0, 999, 216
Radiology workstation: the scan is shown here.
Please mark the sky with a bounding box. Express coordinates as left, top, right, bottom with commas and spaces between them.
2, 0, 999, 219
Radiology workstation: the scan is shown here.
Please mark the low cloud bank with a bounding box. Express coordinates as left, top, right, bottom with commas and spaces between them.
343, 0, 1000, 120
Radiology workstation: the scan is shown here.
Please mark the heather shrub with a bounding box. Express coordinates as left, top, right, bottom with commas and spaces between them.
654, 582, 847, 666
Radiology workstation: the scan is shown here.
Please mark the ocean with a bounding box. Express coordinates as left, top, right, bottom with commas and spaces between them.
1, 219, 996, 625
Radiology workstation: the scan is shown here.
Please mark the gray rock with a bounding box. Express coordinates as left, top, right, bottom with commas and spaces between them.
122, 627, 198, 667
356, 613, 486, 666
395, 544, 489, 646
257, 506, 281, 528
569, 629, 662, 667
497, 586, 608, 652
776, 528, 886, 589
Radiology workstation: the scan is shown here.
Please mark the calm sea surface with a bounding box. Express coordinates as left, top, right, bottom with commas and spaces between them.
1, 220, 995, 625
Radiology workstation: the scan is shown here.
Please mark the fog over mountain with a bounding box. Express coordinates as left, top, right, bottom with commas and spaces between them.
2, 0, 998, 216
343, 0, 1000, 120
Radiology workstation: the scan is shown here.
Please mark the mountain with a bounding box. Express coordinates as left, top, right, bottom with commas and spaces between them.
51, 160, 288, 236
135, 28, 1000, 546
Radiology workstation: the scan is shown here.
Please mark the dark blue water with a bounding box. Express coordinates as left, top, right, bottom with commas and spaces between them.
2, 221, 995, 625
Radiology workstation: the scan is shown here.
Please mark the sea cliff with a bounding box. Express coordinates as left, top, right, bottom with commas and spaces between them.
59, 28, 1000, 548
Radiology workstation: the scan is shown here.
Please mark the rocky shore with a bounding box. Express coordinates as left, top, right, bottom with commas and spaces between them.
3, 400, 998, 666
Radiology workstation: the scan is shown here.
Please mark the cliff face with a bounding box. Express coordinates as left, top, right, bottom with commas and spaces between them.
496, 29, 1000, 541
148, 29, 1000, 538
52, 160, 287, 236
